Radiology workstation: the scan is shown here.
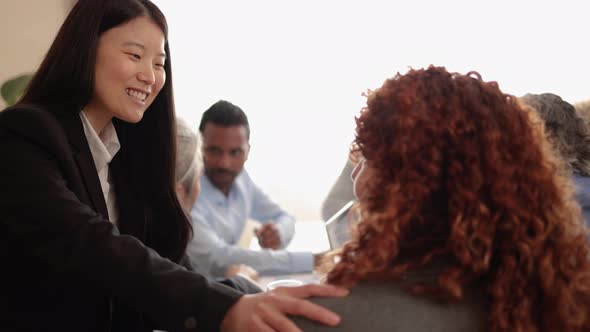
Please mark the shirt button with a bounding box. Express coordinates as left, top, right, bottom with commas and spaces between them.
184, 317, 197, 329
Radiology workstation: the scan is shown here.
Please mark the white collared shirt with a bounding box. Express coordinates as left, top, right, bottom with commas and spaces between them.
79, 111, 121, 224
188, 171, 313, 277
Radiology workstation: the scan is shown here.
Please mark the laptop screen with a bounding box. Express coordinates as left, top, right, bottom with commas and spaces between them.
325, 200, 356, 249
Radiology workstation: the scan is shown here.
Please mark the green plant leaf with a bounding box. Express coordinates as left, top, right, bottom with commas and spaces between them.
1, 74, 33, 106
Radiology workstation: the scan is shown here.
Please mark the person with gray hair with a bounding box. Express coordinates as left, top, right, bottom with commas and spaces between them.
520, 93, 590, 223
175, 118, 204, 214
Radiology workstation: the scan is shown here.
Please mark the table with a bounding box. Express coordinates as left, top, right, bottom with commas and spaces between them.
249, 220, 330, 289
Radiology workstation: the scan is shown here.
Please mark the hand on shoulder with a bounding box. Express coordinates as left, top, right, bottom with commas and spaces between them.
220, 283, 348, 332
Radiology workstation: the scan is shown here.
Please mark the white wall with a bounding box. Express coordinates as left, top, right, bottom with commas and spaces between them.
153, 0, 590, 221
0, 0, 72, 109
3, 1, 588, 221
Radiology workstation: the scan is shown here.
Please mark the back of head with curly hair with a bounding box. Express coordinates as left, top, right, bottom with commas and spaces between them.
327, 66, 590, 332
520, 93, 590, 176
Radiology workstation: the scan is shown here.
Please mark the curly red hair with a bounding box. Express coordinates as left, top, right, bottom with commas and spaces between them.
327, 66, 590, 331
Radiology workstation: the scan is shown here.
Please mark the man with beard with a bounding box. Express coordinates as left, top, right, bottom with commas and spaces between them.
187, 100, 319, 278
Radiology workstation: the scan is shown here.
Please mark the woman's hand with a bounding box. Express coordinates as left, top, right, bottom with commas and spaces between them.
220, 283, 348, 332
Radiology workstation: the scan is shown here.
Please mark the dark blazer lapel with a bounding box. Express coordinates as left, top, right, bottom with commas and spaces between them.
56, 111, 110, 220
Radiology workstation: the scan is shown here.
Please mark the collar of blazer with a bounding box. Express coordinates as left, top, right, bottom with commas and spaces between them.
26, 104, 148, 242
2, 104, 148, 242
61, 113, 147, 242
57, 110, 148, 242
55, 109, 110, 222
0, 103, 108, 221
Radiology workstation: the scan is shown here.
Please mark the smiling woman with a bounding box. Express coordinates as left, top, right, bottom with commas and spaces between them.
0, 0, 347, 331
84, 16, 167, 131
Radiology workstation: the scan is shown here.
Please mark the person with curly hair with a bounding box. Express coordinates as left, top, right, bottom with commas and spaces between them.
520, 93, 590, 224
294, 66, 590, 332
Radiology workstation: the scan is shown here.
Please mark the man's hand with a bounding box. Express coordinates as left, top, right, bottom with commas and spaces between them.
255, 223, 281, 249
220, 284, 348, 332
313, 252, 325, 268
226, 264, 260, 282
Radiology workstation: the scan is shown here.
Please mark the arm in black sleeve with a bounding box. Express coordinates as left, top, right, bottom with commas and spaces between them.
0, 109, 241, 331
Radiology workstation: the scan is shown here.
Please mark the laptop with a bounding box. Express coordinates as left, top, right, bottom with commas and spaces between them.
324, 200, 357, 249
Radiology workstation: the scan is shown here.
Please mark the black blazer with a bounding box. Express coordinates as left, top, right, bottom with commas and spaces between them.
0, 104, 242, 332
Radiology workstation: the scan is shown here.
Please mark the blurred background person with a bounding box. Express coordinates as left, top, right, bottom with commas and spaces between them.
295, 66, 590, 332
575, 99, 590, 129
320, 150, 358, 221
520, 93, 590, 224
175, 118, 260, 284
188, 100, 323, 277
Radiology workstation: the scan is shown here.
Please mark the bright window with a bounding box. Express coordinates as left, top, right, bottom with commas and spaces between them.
153, 0, 589, 220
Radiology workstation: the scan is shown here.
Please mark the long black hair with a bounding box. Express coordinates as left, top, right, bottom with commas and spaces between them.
20, 0, 191, 262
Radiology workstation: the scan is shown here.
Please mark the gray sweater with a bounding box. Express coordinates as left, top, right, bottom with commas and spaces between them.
293, 280, 487, 332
